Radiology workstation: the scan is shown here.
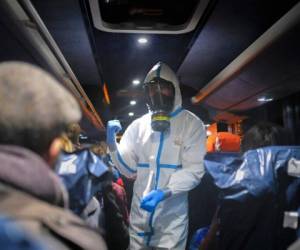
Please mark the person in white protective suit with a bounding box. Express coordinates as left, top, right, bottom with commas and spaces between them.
106, 62, 206, 250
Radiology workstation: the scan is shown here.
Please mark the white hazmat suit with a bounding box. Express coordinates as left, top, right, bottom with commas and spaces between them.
110, 62, 206, 249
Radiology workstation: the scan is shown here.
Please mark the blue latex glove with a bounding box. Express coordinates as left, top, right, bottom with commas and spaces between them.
189, 227, 209, 250
140, 189, 165, 212
106, 120, 122, 150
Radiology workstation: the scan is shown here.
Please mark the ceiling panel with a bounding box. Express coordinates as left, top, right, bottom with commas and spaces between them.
231, 75, 300, 111
31, 0, 102, 87
178, 0, 299, 90
203, 14, 300, 111
203, 78, 262, 109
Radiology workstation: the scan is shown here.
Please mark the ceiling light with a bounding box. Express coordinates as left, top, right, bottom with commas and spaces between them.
257, 97, 273, 102
130, 100, 137, 105
128, 112, 134, 117
138, 37, 148, 44
132, 79, 140, 85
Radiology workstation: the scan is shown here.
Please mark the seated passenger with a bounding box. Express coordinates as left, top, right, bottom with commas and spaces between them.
0, 62, 107, 250
241, 122, 290, 152
91, 142, 129, 225
56, 140, 130, 250
90, 142, 130, 250
57, 134, 105, 225
56, 147, 108, 225
203, 122, 299, 250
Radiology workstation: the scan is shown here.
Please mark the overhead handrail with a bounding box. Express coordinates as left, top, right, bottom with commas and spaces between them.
2, 0, 105, 130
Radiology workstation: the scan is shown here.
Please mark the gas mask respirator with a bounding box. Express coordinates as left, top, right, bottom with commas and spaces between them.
144, 77, 175, 132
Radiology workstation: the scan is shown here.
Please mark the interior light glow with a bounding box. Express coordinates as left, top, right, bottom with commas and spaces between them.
257, 97, 273, 102
138, 37, 148, 44
130, 100, 137, 105
129, 112, 134, 117
102, 82, 111, 104
132, 79, 140, 85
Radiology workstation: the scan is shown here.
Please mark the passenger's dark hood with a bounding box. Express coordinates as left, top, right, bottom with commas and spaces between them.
0, 145, 68, 207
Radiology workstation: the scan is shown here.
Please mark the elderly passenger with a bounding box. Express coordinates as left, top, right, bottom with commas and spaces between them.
0, 61, 107, 250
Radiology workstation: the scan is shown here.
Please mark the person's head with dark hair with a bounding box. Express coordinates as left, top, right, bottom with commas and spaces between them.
241, 122, 290, 153
0, 61, 81, 161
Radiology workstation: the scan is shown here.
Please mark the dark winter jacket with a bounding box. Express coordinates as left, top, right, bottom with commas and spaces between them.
0, 145, 107, 250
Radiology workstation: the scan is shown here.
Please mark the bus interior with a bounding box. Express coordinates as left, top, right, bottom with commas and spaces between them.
0, 0, 300, 249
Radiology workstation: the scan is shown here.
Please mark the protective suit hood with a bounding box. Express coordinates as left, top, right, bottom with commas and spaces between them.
144, 62, 182, 113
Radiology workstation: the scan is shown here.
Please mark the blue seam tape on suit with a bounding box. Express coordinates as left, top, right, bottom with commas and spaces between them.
137, 232, 152, 237
137, 163, 150, 168
117, 151, 137, 173
137, 164, 181, 169
170, 107, 183, 117
146, 132, 164, 245
159, 164, 182, 169
155, 132, 165, 190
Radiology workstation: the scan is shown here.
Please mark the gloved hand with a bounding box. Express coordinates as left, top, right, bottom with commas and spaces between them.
140, 189, 165, 212
106, 120, 122, 150
190, 227, 209, 250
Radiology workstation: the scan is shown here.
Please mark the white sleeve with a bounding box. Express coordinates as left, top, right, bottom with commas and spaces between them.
110, 121, 138, 178
166, 119, 206, 195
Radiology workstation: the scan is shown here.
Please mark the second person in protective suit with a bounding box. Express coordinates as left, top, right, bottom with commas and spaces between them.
107, 62, 206, 250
